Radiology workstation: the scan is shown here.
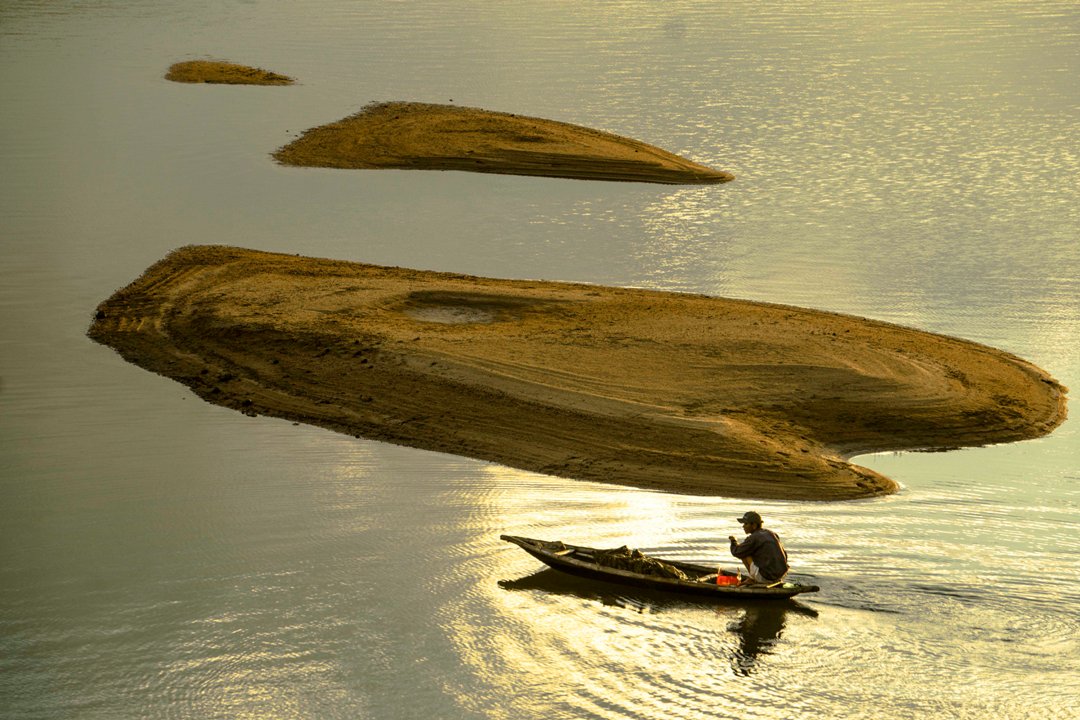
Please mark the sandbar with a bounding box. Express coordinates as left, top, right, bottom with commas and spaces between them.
88, 246, 1066, 500
272, 101, 734, 184
165, 60, 294, 85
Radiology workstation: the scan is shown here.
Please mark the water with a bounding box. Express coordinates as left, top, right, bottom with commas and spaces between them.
1, 1, 1078, 718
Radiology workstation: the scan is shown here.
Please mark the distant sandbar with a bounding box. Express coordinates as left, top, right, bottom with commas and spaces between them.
88, 246, 1067, 501
273, 101, 734, 184
165, 60, 294, 85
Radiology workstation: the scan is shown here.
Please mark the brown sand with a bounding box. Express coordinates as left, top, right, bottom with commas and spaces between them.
165, 60, 294, 85
88, 246, 1067, 501
272, 101, 734, 184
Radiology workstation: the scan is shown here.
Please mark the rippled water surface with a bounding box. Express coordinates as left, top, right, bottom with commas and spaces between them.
2, 2, 1078, 718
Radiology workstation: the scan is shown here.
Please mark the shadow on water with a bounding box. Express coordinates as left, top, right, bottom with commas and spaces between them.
499, 568, 818, 675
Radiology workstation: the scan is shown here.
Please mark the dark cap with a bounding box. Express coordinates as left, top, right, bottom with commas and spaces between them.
737, 511, 762, 524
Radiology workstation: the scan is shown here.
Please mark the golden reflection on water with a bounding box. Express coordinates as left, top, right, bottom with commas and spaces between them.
425, 464, 820, 717
479, 463, 738, 556
636, 186, 738, 292
420, 452, 1077, 717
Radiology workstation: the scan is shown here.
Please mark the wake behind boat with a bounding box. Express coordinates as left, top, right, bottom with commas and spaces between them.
501, 535, 820, 600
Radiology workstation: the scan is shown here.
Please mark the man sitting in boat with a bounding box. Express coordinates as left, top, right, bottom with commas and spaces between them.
728, 511, 789, 585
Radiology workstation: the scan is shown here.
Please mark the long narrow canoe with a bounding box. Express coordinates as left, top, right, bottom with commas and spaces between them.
501, 535, 819, 600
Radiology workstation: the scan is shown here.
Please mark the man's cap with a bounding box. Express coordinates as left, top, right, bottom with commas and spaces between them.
737, 511, 762, 524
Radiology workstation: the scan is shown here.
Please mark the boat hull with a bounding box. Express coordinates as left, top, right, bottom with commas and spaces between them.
501, 535, 819, 600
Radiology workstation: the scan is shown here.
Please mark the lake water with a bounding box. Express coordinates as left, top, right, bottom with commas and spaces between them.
1, 1, 1078, 718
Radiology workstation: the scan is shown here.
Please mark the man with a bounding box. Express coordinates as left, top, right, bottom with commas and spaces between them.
729, 511, 789, 585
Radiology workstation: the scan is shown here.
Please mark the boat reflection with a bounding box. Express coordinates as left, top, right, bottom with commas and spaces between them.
499, 568, 818, 674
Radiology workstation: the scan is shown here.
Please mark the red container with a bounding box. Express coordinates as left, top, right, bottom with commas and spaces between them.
716, 574, 739, 586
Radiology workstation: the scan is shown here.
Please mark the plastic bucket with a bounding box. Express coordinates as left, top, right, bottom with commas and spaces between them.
716, 574, 739, 586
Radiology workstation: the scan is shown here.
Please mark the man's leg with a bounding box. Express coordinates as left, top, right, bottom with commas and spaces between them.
742, 559, 767, 584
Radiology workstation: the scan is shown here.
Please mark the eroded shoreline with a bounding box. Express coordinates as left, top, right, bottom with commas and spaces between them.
88, 246, 1067, 500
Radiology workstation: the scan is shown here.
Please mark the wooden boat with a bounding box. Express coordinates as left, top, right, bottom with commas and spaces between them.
501, 535, 820, 600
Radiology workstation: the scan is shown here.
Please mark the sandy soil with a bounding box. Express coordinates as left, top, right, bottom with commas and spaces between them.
272, 101, 735, 184
165, 60, 294, 85
88, 246, 1067, 501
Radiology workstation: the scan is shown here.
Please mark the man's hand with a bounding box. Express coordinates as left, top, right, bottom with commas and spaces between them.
728, 535, 737, 543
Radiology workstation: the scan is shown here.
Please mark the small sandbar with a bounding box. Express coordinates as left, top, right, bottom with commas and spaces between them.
88, 246, 1067, 501
165, 60, 294, 85
272, 101, 734, 184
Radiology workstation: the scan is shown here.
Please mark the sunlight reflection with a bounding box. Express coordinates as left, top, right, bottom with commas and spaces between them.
477, 463, 819, 575
637, 186, 738, 293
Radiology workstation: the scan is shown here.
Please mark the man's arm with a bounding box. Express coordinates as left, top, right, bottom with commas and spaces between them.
729, 534, 760, 559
